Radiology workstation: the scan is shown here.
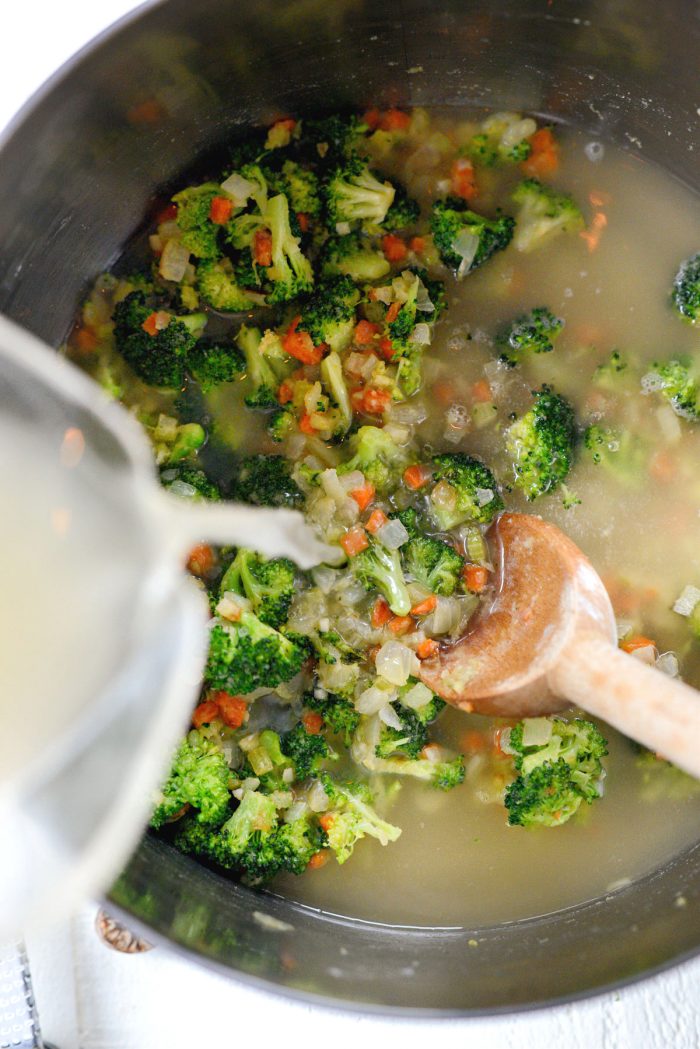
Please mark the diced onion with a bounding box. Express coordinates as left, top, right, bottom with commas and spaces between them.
220, 171, 258, 206
430, 479, 458, 512
521, 718, 554, 748
311, 565, 338, 594
383, 422, 411, 446
656, 651, 679, 678
376, 518, 410, 550
415, 279, 435, 313
500, 117, 537, 148
372, 285, 394, 304
356, 685, 396, 714
307, 780, 330, 812
630, 643, 657, 665
167, 480, 197, 500
673, 584, 700, 617
159, 239, 190, 282
475, 487, 494, 507
379, 703, 403, 729
401, 681, 434, 710
409, 323, 432, 345
335, 221, 352, 235
452, 230, 479, 279
376, 640, 418, 685
339, 470, 365, 492
656, 405, 683, 444
285, 801, 309, 823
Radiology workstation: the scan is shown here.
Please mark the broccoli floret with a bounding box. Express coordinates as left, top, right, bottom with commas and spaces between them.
220, 548, 295, 628
172, 183, 223, 259
505, 385, 576, 500
205, 612, 307, 694
382, 184, 420, 230
429, 453, 503, 530
113, 291, 201, 387
196, 259, 259, 312
186, 337, 245, 391
280, 722, 331, 780
672, 252, 700, 325
583, 425, 646, 487
511, 178, 584, 253
641, 358, 700, 420
160, 464, 221, 502
150, 728, 231, 830
325, 155, 396, 228
375, 704, 428, 759
301, 114, 369, 163
413, 267, 447, 321
467, 132, 530, 167
402, 532, 465, 596
276, 159, 321, 217
320, 232, 391, 281
337, 425, 409, 494
234, 325, 285, 411
320, 350, 353, 436
497, 306, 564, 366
351, 538, 412, 616
298, 275, 360, 354
319, 774, 401, 864
238, 816, 327, 880
231, 454, 305, 508
265, 192, 315, 303
351, 719, 465, 791
305, 690, 360, 745
504, 717, 607, 827
268, 407, 295, 442
593, 349, 629, 390
391, 507, 420, 538
430, 197, 515, 276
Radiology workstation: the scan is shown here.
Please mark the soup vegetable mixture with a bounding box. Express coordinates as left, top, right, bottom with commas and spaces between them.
69, 108, 700, 925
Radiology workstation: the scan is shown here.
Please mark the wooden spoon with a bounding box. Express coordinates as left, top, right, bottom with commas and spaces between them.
419, 512, 700, 779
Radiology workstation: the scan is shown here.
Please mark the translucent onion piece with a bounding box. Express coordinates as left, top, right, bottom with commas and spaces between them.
159, 239, 190, 282
521, 717, 554, 748
376, 518, 409, 550
376, 640, 418, 685
401, 681, 434, 711
379, 703, 403, 730
452, 230, 479, 278
673, 585, 700, 616
219, 172, 257, 206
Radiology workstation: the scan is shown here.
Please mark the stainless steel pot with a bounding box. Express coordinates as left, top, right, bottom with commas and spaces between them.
1, 0, 699, 1014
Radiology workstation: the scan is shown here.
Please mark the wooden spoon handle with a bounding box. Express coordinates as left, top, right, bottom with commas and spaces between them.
549, 636, 700, 779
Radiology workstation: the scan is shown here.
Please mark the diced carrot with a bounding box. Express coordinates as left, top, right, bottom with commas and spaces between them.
350, 482, 376, 511
274, 117, 296, 133
450, 157, 478, 201
461, 729, 487, 752
589, 190, 613, 208
318, 813, 336, 832
141, 311, 160, 336
371, 597, 392, 628
522, 128, 559, 178
580, 211, 608, 253
363, 107, 382, 130
366, 508, 389, 535
382, 234, 408, 262
463, 563, 489, 593
416, 638, 439, 660
471, 379, 492, 403
350, 388, 366, 412
340, 526, 369, 557
388, 615, 414, 636
278, 381, 294, 405
529, 127, 556, 153
380, 108, 411, 132
187, 543, 216, 577
253, 227, 273, 266
156, 202, 178, 224
379, 336, 395, 360
354, 319, 381, 345
385, 300, 402, 323
283, 316, 325, 365
126, 98, 165, 125
192, 701, 220, 729
410, 236, 426, 254
411, 595, 437, 616
213, 693, 248, 729
302, 711, 324, 735
307, 850, 330, 870
403, 464, 430, 490
209, 195, 234, 224
362, 388, 391, 414
299, 413, 315, 435
621, 635, 656, 654
75, 326, 99, 353
432, 378, 457, 407
296, 212, 310, 232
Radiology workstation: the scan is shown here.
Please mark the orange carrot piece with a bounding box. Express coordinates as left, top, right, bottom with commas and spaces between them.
411, 595, 437, 616
380, 108, 411, 131
388, 615, 414, 636
302, 711, 324, 735
318, 813, 336, 832
362, 388, 391, 414
283, 316, 325, 365
277, 381, 294, 405
141, 311, 160, 336
192, 700, 220, 728
350, 482, 376, 511
340, 526, 369, 558
403, 464, 430, 490
463, 563, 489, 593
187, 543, 215, 577
296, 212, 310, 232
75, 327, 99, 353
354, 319, 381, 344
299, 413, 315, 435
385, 301, 402, 323
450, 157, 478, 200
213, 693, 248, 729
253, 228, 273, 266
366, 509, 389, 535
209, 195, 234, 224
416, 638, 439, 660
471, 379, 492, 403
382, 234, 408, 262
379, 336, 395, 360
621, 635, 656, 654
410, 236, 426, 254
371, 597, 392, 628
307, 850, 330, 870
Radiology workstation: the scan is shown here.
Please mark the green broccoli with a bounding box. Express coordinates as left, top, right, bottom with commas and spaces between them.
235, 325, 286, 410
268, 407, 295, 442
505, 385, 576, 500
280, 722, 331, 780
593, 349, 629, 390
466, 131, 530, 167
351, 538, 412, 616
504, 717, 607, 827
497, 306, 564, 366
305, 689, 360, 745
320, 232, 391, 282
320, 350, 353, 436
205, 612, 307, 694
172, 183, 224, 259
113, 291, 203, 388
301, 114, 369, 163
196, 259, 259, 312
382, 184, 420, 230
351, 718, 465, 791
219, 548, 295, 628
641, 358, 700, 420
231, 454, 305, 509
160, 464, 221, 502
319, 774, 401, 864
429, 453, 503, 530
337, 425, 409, 494
430, 197, 515, 276
275, 159, 321, 217
150, 728, 232, 829
265, 192, 315, 303
375, 704, 429, 759
413, 268, 447, 321
186, 338, 245, 391
297, 275, 360, 354
402, 531, 465, 596
671, 252, 700, 324
325, 155, 396, 228
583, 425, 646, 487
511, 178, 584, 253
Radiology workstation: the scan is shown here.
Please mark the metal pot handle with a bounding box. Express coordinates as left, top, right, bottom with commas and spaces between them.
0, 941, 56, 1049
